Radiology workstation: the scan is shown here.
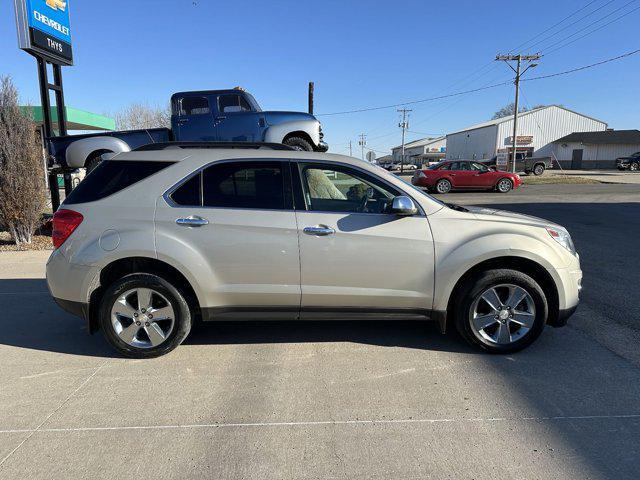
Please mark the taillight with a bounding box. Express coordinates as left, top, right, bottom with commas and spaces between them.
52, 209, 83, 249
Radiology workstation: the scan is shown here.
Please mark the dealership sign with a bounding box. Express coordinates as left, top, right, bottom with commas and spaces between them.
14, 0, 73, 65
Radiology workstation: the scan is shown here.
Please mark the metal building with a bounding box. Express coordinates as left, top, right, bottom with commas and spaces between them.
391, 136, 446, 166
552, 130, 640, 169
445, 106, 607, 165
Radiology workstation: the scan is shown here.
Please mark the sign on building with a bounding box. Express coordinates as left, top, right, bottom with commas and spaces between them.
14, 0, 73, 65
507, 135, 533, 145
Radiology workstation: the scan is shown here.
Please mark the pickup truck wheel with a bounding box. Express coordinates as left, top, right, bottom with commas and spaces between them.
453, 269, 548, 353
283, 137, 313, 151
496, 178, 513, 193
533, 164, 545, 176
99, 273, 192, 358
435, 179, 452, 194
85, 154, 103, 174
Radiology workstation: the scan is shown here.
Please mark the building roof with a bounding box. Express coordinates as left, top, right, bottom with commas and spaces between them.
554, 129, 640, 145
392, 135, 445, 151
21, 106, 115, 131
447, 105, 607, 136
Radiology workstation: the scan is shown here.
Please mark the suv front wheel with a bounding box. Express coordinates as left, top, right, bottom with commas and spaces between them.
99, 273, 192, 358
453, 269, 548, 353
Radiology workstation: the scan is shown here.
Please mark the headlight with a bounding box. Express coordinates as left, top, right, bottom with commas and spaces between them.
546, 227, 576, 255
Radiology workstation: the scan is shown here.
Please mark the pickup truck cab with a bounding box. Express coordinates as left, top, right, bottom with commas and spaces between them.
482, 153, 551, 176
48, 89, 328, 171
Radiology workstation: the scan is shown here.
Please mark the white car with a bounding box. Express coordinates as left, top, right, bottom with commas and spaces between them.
47, 143, 582, 358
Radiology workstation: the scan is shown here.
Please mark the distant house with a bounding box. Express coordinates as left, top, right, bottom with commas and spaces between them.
552, 130, 640, 169
391, 136, 446, 165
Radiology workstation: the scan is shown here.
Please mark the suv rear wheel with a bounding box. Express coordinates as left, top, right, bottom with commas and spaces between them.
99, 273, 192, 358
453, 269, 548, 353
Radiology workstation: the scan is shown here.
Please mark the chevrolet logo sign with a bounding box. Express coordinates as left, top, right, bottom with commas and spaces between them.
45, 0, 67, 11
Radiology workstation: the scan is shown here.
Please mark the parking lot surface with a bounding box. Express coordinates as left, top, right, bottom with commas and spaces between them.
0, 183, 639, 479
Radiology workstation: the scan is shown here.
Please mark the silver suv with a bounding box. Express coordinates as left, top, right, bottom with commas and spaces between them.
46, 145, 582, 358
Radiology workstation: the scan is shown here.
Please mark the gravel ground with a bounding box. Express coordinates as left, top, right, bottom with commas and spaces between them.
0, 232, 53, 252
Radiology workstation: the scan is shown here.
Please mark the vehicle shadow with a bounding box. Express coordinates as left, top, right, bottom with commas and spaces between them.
0, 278, 474, 357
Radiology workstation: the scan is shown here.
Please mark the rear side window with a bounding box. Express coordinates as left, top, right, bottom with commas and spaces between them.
170, 172, 201, 206
64, 161, 173, 205
202, 162, 284, 209
178, 96, 210, 116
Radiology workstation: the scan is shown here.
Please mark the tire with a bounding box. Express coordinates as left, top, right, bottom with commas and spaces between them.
85, 153, 104, 174
435, 178, 452, 194
630, 162, 639, 172
496, 178, 513, 193
99, 273, 192, 358
533, 164, 545, 176
453, 269, 548, 353
283, 136, 313, 152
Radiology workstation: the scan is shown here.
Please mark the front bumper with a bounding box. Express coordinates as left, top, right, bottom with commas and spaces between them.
315, 141, 329, 152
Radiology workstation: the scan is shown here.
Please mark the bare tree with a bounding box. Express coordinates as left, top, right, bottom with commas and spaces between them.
115, 103, 171, 130
0, 76, 46, 245
492, 102, 529, 120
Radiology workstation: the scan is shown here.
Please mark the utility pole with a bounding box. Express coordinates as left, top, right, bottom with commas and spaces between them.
397, 108, 412, 173
358, 134, 367, 161
495, 54, 540, 173
308, 81, 314, 114
348, 140, 352, 157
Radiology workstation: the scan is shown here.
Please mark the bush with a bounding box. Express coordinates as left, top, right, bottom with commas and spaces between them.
0, 76, 46, 245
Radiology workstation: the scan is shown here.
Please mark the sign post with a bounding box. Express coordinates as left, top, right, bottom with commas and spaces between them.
14, 0, 74, 211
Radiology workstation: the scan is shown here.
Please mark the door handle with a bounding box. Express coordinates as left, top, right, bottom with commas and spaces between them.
176, 215, 209, 227
177, 118, 189, 125
303, 225, 335, 236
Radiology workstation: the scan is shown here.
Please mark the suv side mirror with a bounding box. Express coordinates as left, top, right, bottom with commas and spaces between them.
391, 196, 417, 216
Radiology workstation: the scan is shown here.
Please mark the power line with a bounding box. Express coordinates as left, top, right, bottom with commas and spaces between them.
319, 48, 638, 117
545, 4, 640, 55
316, 81, 512, 116
509, 0, 602, 52
525, 0, 618, 52
524, 48, 640, 81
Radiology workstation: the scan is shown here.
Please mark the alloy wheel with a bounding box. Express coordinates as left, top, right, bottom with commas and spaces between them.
436, 180, 451, 193
497, 179, 512, 192
469, 284, 536, 345
110, 288, 175, 349
631, 162, 639, 171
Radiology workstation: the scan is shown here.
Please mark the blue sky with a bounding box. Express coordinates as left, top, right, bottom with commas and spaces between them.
2, 0, 639, 156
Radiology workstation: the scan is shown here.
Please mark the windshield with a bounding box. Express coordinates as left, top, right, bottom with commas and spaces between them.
243, 93, 262, 112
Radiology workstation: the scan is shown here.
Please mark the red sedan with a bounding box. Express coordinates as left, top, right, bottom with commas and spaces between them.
411, 160, 522, 194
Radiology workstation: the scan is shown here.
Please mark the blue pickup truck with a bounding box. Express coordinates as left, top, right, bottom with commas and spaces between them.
48, 89, 328, 171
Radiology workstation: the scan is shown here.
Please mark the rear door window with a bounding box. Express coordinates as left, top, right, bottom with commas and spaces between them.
64, 161, 173, 205
202, 161, 286, 209
178, 96, 210, 116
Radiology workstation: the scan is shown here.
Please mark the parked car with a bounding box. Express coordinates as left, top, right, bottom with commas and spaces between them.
47, 89, 328, 172
616, 152, 640, 171
411, 160, 522, 193
47, 143, 580, 358
481, 154, 551, 176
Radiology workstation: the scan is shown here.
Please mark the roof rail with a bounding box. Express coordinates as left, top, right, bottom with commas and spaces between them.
133, 141, 294, 152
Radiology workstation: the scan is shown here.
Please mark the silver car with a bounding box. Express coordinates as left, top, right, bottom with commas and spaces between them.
47, 144, 582, 358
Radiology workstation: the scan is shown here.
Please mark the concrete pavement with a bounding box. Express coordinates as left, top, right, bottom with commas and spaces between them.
0, 183, 639, 479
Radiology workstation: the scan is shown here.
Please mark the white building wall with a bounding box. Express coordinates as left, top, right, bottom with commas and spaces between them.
552, 142, 640, 168
391, 137, 447, 162
495, 106, 607, 156
446, 126, 497, 160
